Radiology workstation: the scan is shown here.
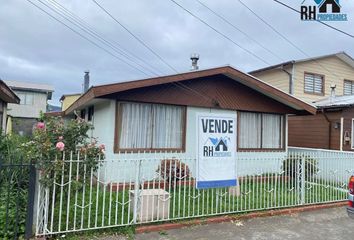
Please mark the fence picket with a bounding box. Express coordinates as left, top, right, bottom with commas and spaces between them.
34, 147, 353, 237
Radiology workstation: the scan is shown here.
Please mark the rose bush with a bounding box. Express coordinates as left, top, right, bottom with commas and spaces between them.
21, 113, 105, 187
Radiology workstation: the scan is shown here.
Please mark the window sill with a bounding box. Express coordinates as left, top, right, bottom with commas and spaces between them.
237, 148, 286, 152
114, 148, 186, 154
304, 91, 324, 96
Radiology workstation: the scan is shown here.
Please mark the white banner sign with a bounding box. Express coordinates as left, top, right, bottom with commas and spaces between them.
196, 113, 237, 189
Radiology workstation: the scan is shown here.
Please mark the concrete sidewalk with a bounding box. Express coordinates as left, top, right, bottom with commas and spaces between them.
131, 207, 352, 240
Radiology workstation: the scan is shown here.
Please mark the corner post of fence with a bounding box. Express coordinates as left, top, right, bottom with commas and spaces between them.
132, 157, 142, 224
25, 163, 37, 239
300, 155, 306, 205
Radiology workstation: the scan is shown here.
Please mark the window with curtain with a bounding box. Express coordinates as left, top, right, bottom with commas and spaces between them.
117, 102, 185, 150
304, 73, 324, 95
238, 112, 284, 150
344, 80, 354, 95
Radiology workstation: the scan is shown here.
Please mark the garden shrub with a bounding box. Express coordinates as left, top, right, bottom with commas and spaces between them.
282, 155, 319, 181
157, 159, 191, 183
20, 113, 105, 188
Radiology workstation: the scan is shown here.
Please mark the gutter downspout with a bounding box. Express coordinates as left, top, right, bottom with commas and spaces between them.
281, 62, 295, 95
322, 109, 332, 149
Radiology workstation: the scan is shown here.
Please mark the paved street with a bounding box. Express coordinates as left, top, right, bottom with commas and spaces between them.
131, 207, 353, 240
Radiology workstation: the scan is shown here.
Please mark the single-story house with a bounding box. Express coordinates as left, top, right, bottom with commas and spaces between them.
0, 80, 20, 133
289, 94, 354, 151
62, 66, 316, 182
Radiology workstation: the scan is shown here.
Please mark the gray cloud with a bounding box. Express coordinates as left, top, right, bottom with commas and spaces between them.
0, 0, 353, 105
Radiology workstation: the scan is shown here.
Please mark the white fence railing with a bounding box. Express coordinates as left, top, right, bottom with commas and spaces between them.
36, 148, 353, 236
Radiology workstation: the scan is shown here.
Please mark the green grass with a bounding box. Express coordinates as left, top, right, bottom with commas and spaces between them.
47, 177, 347, 235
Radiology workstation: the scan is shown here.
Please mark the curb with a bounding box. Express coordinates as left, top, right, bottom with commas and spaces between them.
136, 201, 347, 234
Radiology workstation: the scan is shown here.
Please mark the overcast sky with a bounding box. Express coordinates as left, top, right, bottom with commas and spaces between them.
1, 0, 353, 106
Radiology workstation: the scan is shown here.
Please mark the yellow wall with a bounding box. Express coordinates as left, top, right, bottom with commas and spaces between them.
253, 56, 354, 103
293, 56, 354, 103
61, 95, 81, 111
252, 67, 291, 93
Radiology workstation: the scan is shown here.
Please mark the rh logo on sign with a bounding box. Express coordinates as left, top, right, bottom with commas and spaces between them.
201, 118, 233, 157
300, 0, 347, 21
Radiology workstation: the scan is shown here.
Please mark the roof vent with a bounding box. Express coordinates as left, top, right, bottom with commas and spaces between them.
330, 83, 336, 103
190, 53, 199, 71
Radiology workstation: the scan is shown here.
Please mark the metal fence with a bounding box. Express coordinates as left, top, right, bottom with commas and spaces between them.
35, 147, 353, 236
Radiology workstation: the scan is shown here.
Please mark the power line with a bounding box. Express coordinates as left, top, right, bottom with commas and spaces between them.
90, 0, 217, 103
196, 0, 284, 62
273, 0, 354, 39
26, 0, 151, 76
47, 0, 165, 76
91, 0, 178, 73
169, 0, 271, 65
237, 0, 307, 57
236, 0, 345, 83
38, 0, 159, 76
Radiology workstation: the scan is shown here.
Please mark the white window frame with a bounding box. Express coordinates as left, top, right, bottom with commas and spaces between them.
304, 72, 324, 95
344, 80, 354, 96
17, 91, 34, 105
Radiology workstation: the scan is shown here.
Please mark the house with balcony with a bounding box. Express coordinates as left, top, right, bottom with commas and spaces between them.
5, 80, 54, 136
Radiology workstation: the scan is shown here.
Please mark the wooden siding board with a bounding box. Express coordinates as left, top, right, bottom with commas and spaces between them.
105, 76, 299, 114
64, 66, 316, 115
294, 56, 354, 103
288, 111, 342, 150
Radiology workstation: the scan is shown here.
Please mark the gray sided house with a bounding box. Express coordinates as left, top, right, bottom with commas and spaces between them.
0, 80, 20, 132
5, 80, 54, 136
63, 66, 316, 182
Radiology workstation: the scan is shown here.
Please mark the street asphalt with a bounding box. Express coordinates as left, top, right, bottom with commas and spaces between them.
97, 207, 353, 240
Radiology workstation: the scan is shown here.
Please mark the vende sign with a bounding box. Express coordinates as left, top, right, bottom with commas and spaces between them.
196, 113, 237, 189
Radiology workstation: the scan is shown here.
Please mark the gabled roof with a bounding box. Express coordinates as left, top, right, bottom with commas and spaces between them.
0, 80, 20, 104
65, 66, 317, 115
249, 52, 354, 74
314, 95, 354, 109
4, 80, 54, 93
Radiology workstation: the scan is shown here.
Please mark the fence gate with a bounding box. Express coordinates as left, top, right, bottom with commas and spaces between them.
0, 159, 36, 240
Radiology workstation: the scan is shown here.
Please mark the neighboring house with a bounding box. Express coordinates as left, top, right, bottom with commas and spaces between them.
289, 95, 354, 151
62, 66, 316, 182
60, 93, 81, 111
250, 52, 354, 151
5, 80, 54, 136
0, 80, 20, 132
249, 52, 354, 103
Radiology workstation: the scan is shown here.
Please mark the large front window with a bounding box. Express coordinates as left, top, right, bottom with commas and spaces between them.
238, 112, 284, 150
116, 102, 185, 151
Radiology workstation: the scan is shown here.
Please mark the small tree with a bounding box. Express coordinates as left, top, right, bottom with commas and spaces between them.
157, 159, 191, 184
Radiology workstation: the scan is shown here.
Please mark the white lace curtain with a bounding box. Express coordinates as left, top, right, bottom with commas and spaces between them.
239, 112, 283, 149
118, 102, 184, 149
